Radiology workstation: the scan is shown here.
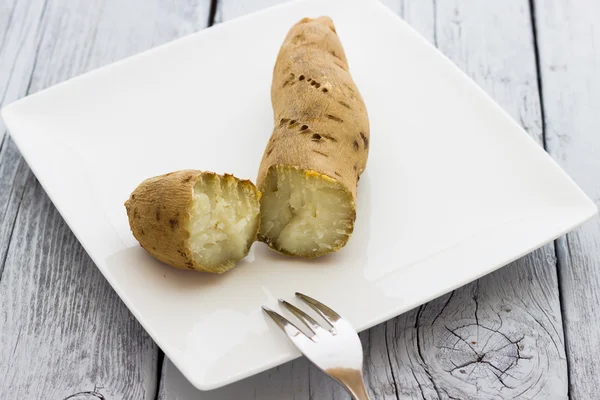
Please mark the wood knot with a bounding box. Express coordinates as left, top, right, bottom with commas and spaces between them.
438, 322, 527, 390
407, 288, 565, 399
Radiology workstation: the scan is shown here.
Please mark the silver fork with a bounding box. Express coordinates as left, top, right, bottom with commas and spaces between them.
262, 293, 370, 400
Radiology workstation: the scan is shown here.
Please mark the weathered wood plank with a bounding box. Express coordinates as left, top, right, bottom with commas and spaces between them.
0, 176, 158, 399
0, 0, 47, 278
0, 0, 212, 398
533, 1, 600, 398
155, 0, 569, 399
158, 353, 312, 400
375, 1, 566, 399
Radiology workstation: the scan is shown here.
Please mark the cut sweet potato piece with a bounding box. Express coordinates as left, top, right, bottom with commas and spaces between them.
257, 17, 370, 257
125, 170, 260, 273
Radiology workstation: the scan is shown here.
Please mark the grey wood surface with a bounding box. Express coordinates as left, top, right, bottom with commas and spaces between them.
533, 1, 600, 398
0, 0, 597, 399
0, 0, 211, 398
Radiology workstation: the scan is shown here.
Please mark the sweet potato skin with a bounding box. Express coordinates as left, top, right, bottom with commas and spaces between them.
124, 170, 259, 273
256, 17, 370, 255
257, 16, 369, 199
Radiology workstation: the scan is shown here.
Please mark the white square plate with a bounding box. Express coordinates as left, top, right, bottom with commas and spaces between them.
2, 0, 596, 391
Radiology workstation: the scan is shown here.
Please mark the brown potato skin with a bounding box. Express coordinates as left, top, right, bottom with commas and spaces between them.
257, 16, 370, 199
257, 17, 370, 254
124, 170, 259, 273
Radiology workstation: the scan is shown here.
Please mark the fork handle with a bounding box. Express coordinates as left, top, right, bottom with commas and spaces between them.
327, 368, 370, 400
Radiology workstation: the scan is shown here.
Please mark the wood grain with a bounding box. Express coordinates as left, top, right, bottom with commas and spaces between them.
0, 0, 47, 280
0, 0, 211, 398
378, 3, 567, 398
155, 0, 567, 398
534, 0, 600, 398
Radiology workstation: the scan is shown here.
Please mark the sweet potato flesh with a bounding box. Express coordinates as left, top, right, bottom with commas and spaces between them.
188, 175, 260, 268
259, 166, 355, 257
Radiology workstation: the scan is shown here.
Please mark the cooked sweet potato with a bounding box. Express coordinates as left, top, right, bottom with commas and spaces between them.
257, 16, 370, 257
125, 170, 260, 273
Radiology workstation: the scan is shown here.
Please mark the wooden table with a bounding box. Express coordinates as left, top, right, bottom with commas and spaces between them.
1, 0, 598, 398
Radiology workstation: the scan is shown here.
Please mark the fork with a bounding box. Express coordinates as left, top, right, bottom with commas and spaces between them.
262, 293, 370, 400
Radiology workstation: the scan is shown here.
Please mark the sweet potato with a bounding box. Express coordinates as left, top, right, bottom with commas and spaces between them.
125, 170, 260, 273
257, 16, 370, 257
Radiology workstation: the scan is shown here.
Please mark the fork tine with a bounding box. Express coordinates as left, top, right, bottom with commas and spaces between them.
279, 299, 323, 334
295, 293, 342, 325
262, 306, 314, 343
